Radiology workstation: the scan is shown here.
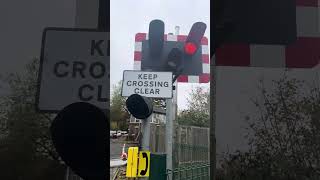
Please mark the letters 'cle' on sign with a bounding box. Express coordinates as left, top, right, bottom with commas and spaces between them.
121, 70, 173, 99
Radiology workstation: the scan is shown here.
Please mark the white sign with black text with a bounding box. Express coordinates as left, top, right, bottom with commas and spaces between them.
122, 71, 173, 98
37, 28, 109, 112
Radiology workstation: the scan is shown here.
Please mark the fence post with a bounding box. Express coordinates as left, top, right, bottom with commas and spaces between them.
178, 126, 181, 166
155, 125, 159, 152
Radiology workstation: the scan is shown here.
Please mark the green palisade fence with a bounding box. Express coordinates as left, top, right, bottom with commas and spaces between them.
167, 163, 210, 180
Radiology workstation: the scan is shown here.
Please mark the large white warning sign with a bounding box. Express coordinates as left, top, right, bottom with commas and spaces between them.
37, 28, 109, 112
122, 71, 172, 98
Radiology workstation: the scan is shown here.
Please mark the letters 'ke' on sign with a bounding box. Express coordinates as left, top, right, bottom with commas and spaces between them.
37, 28, 109, 112
121, 70, 173, 98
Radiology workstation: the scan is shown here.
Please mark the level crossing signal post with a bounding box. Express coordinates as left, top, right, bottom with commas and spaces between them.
127, 19, 208, 180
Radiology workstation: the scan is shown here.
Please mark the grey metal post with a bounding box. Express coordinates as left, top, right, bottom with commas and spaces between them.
166, 27, 180, 180
173, 26, 179, 168
141, 115, 152, 151
138, 115, 152, 180
165, 97, 174, 180
137, 102, 152, 180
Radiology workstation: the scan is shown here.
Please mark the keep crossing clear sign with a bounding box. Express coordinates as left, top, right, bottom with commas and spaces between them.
37, 28, 109, 112
121, 70, 173, 98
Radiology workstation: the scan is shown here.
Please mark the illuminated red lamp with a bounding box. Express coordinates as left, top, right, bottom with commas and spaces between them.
184, 22, 206, 56
184, 42, 197, 55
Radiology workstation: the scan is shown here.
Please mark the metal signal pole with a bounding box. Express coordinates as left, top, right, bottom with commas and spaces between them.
139, 112, 152, 180
140, 101, 152, 151
166, 26, 180, 180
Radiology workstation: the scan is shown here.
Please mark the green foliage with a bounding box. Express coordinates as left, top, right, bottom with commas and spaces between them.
110, 81, 130, 130
0, 58, 65, 180
153, 98, 166, 108
110, 121, 118, 130
177, 86, 209, 127
217, 75, 320, 179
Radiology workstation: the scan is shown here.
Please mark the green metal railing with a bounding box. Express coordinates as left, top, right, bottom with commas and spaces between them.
171, 142, 210, 179
148, 125, 210, 180
167, 163, 210, 180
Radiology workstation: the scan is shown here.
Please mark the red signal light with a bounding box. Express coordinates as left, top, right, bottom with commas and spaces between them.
184, 42, 197, 55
